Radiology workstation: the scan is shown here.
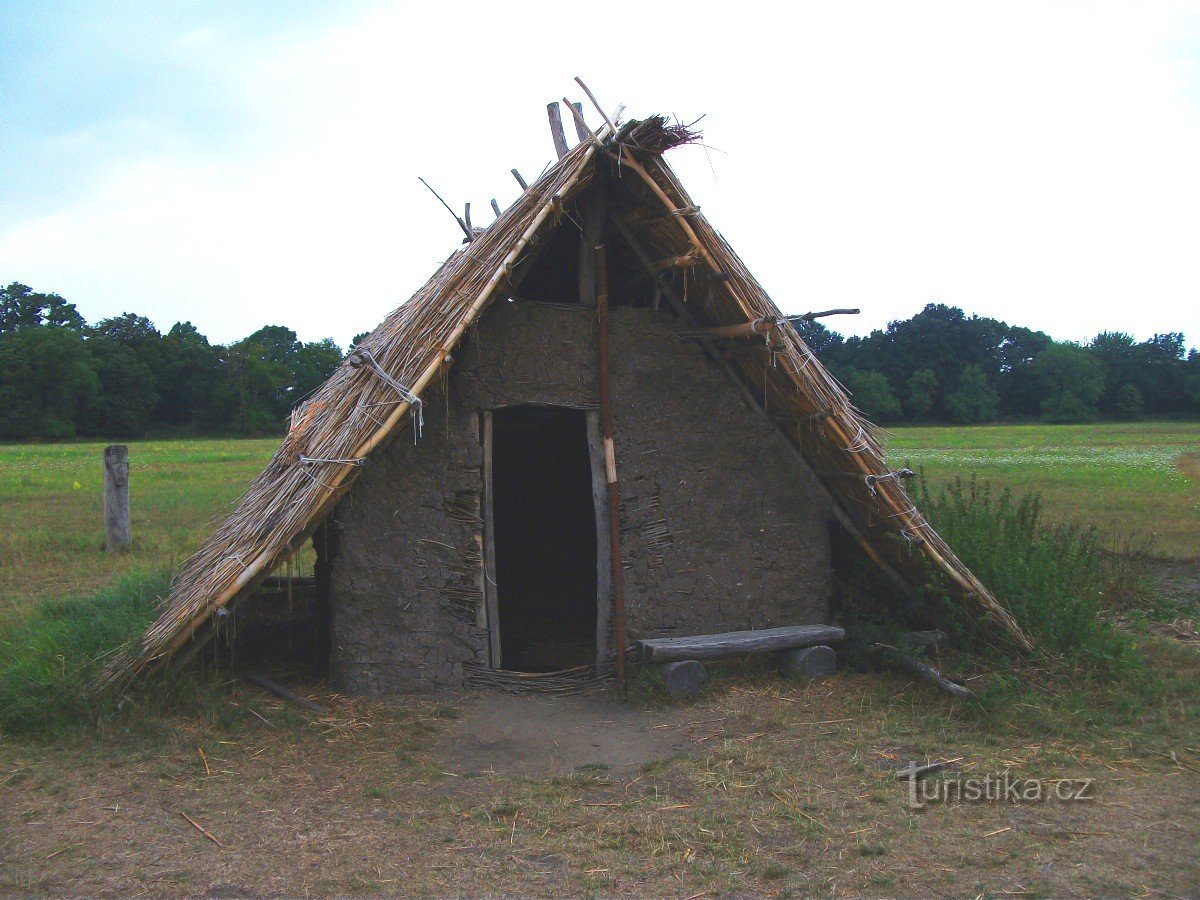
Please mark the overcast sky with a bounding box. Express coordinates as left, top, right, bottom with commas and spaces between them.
2, 1, 1198, 350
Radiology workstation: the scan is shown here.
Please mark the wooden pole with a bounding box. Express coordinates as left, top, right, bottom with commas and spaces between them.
570, 102, 588, 143
103, 444, 131, 553
546, 101, 569, 159
595, 244, 627, 688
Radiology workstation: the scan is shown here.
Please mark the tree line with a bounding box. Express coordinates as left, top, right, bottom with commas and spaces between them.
796, 303, 1198, 424
0, 282, 347, 439
1, 282, 1196, 440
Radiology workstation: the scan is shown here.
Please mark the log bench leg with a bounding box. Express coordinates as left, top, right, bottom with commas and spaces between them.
777, 645, 837, 679
659, 660, 707, 699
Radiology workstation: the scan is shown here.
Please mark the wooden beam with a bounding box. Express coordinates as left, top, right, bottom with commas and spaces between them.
511, 168, 528, 190
704, 316, 779, 339
577, 185, 607, 308
242, 672, 330, 714
640, 624, 845, 664
596, 244, 627, 688
546, 101, 569, 159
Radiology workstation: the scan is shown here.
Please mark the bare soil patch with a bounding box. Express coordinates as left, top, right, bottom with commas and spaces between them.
432, 691, 688, 778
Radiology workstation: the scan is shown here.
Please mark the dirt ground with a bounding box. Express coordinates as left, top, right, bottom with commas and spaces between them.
2, 668, 1198, 898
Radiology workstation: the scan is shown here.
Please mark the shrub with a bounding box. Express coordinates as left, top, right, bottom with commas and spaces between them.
913, 474, 1137, 679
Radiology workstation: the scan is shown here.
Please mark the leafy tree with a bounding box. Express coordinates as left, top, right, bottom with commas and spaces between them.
1, 282, 85, 333
944, 365, 999, 423
840, 366, 902, 422
293, 338, 342, 402
78, 340, 158, 435
998, 326, 1054, 417
904, 369, 938, 419
0, 327, 98, 438
1113, 384, 1144, 419
1088, 331, 1138, 415
156, 322, 223, 429
792, 319, 843, 357
1030, 343, 1103, 423
349, 331, 371, 352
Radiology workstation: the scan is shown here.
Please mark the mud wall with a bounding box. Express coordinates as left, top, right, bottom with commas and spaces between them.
325, 299, 832, 693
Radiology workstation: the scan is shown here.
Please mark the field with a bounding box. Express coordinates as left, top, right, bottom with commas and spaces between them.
0, 439, 279, 625
1, 423, 1198, 895
1, 423, 1195, 625
888, 421, 1200, 559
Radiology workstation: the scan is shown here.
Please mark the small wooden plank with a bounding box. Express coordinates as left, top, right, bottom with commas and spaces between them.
546, 101, 569, 158
640, 624, 845, 663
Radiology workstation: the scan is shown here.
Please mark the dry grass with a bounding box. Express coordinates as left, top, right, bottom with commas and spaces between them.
2, 667, 1197, 897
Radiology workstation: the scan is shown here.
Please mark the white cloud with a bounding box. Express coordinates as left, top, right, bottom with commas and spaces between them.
1, 0, 1198, 347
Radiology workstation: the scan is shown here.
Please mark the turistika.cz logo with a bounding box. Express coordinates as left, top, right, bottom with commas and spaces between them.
900, 764, 1096, 809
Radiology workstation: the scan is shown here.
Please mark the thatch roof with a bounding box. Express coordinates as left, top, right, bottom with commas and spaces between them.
107, 109, 1031, 685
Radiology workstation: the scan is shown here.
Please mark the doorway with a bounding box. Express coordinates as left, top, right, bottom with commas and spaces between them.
486, 405, 599, 672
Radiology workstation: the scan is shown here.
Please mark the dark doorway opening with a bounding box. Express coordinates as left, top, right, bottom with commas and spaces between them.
491, 405, 598, 672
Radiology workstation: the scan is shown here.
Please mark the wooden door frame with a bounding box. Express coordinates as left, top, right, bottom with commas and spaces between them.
480, 406, 611, 674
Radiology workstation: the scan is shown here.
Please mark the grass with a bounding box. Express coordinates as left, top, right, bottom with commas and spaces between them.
0, 569, 260, 740
0, 439, 281, 625
887, 421, 1200, 558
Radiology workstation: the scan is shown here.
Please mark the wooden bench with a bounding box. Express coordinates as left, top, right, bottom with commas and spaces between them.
638, 624, 845, 663
638, 624, 845, 698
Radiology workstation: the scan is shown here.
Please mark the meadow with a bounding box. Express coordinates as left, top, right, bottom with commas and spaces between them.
0, 422, 1196, 626
0, 438, 279, 625
888, 421, 1199, 559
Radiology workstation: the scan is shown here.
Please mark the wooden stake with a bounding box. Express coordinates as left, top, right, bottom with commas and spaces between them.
595, 244, 627, 688
103, 445, 130, 553
546, 102, 569, 158
570, 102, 588, 142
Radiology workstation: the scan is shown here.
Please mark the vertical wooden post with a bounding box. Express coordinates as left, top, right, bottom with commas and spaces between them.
586, 412, 613, 672
570, 102, 589, 143
546, 101, 569, 159
595, 245, 628, 688
481, 412, 502, 669
103, 444, 131, 553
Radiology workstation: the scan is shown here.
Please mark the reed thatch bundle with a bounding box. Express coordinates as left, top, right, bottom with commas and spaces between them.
106, 113, 1029, 687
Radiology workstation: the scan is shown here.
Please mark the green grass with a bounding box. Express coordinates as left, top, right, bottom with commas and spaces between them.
887, 422, 1200, 558
0, 438, 281, 625
0, 569, 240, 738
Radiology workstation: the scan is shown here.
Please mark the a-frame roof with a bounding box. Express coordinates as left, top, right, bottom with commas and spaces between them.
108, 113, 1031, 685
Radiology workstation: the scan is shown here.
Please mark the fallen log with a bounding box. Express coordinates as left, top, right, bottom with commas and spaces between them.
640, 624, 845, 664
241, 672, 329, 715
871, 644, 973, 699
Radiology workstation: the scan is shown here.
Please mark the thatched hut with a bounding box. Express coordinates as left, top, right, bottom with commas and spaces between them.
112, 98, 1030, 694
